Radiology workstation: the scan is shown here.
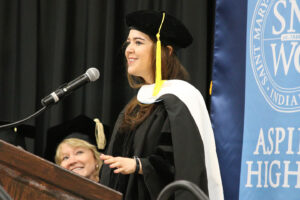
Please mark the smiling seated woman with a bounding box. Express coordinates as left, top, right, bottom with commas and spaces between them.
55, 137, 102, 182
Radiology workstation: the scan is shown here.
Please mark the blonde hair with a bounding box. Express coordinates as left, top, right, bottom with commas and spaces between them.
55, 138, 102, 174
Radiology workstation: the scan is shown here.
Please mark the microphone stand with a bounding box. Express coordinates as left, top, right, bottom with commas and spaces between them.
0, 68, 100, 130
0, 106, 47, 129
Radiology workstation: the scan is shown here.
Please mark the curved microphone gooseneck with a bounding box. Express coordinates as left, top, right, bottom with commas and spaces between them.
0, 106, 47, 129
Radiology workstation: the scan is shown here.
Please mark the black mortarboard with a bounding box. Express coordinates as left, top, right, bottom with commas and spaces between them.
44, 115, 107, 162
125, 10, 193, 48
0, 122, 35, 153
126, 10, 193, 96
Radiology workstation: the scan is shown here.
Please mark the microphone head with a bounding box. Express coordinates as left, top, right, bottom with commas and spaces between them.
86, 68, 100, 82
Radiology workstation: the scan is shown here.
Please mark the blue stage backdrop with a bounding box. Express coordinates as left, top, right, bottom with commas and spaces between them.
240, 0, 300, 199
211, 0, 300, 199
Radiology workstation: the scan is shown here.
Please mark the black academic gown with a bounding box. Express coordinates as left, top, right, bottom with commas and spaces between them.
100, 93, 208, 200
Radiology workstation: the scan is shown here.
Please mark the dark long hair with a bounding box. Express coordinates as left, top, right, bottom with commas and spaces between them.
120, 42, 189, 132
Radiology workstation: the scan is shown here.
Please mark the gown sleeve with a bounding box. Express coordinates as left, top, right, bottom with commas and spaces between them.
140, 116, 175, 199
134, 95, 208, 200
161, 94, 208, 199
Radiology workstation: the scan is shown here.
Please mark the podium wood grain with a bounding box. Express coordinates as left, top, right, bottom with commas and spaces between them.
0, 139, 122, 200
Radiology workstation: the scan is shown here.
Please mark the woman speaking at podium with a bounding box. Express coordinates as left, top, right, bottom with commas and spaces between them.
100, 10, 223, 200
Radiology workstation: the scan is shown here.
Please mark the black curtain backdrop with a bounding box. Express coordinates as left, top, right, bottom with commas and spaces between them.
0, 0, 213, 157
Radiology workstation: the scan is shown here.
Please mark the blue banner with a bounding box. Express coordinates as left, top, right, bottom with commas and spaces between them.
240, 0, 300, 199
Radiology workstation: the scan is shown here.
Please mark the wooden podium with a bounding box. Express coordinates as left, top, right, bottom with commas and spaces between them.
0, 140, 122, 200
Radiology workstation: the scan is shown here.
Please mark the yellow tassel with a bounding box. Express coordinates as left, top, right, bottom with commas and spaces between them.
94, 118, 106, 150
209, 81, 213, 95
153, 12, 166, 96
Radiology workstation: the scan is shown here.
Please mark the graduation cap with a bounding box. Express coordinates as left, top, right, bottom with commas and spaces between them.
0, 122, 36, 153
126, 10, 193, 96
44, 115, 107, 162
125, 10, 193, 49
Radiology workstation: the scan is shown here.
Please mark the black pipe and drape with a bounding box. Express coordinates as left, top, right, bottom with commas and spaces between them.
0, 0, 214, 158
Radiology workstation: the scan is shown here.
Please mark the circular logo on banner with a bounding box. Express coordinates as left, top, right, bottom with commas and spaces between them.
250, 0, 300, 112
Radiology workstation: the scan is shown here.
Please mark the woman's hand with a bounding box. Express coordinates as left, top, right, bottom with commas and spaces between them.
100, 154, 137, 174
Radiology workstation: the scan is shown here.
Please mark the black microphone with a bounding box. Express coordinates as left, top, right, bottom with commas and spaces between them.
41, 67, 100, 106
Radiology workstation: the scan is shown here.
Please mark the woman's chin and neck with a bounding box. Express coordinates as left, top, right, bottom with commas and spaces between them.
87, 173, 99, 183
138, 76, 154, 85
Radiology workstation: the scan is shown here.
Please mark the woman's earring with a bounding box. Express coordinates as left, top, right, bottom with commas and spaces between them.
96, 164, 99, 169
